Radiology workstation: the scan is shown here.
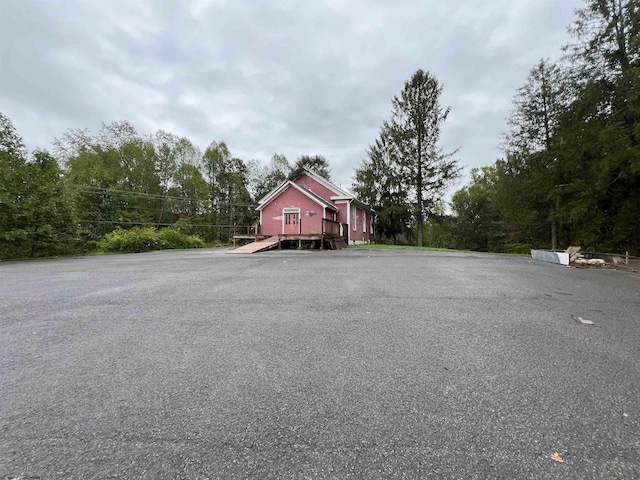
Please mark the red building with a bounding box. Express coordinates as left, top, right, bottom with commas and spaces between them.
257, 168, 374, 245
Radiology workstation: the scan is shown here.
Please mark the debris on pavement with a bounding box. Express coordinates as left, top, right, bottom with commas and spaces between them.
566, 246, 582, 264
530, 246, 639, 273
566, 247, 639, 272
573, 258, 607, 266
571, 314, 595, 325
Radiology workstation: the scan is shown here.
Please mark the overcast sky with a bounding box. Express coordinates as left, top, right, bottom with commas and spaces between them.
1, 0, 583, 193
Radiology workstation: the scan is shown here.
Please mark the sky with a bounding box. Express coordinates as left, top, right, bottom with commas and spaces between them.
1, 0, 583, 194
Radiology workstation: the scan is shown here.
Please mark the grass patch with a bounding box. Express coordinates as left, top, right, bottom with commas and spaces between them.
349, 244, 466, 253
350, 244, 528, 256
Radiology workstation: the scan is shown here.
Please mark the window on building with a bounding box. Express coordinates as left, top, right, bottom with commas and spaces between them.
352, 205, 357, 231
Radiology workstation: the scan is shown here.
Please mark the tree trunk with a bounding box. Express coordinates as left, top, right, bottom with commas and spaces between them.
551, 218, 558, 251
416, 145, 423, 247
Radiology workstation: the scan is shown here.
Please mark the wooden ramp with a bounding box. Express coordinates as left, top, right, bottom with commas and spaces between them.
227, 236, 280, 254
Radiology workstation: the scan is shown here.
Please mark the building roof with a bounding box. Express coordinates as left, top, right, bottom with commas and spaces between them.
256, 167, 371, 213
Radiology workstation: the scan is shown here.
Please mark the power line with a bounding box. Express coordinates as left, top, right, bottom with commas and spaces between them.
78, 220, 247, 228
76, 201, 211, 215
77, 185, 258, 207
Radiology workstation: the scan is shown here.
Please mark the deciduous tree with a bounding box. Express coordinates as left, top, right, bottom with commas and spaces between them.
289, 154, 332, 181
248, 153, 291, 201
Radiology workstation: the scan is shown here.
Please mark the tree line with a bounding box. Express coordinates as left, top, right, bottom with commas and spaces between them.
354, 0, 639, 255
0, 113, 331, 259
2, 0, 637, 258
447, 0, 639, 255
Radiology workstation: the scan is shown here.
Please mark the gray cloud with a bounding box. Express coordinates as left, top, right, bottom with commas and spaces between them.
1, 0, 582, 193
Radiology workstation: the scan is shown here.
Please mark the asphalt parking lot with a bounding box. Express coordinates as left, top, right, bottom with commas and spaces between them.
1, 248, 639, 479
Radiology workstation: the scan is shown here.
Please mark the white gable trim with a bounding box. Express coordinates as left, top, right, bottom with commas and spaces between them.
256, 179, 290, 210
258, 181, 338, 212
289, 182, 338, 211
302, 168, 351, 196
330, 195, 354, 201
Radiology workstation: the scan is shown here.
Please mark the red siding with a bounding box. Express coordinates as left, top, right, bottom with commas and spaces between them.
261, 186, 325, 236
294, 173, 340, 202
335, 203, 349, 225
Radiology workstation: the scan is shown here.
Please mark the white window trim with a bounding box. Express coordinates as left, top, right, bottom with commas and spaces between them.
352, 205, 357, 231
346, 201, 351, 229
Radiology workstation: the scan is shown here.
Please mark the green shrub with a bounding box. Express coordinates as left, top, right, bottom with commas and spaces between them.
98, 227, 205, 253
158, 228, 206, 249
98, 227, 158, 253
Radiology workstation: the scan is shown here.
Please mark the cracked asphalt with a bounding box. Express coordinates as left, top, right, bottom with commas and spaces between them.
1, 248, 639, 479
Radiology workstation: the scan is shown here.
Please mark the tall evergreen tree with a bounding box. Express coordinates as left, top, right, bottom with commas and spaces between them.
567, 0, 639, 79
352, 125, 411, 243
501, 59, 569, 249
503, 59, 568, 155
388, 69, 461, 246
563, 0, 640, 251
0, 112, 27, 158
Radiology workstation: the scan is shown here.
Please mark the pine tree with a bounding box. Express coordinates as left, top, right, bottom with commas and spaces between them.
352, 125, 410, 243
501, 59, 569, 249
388, 69, 461, 246
564, 0, 640, 251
